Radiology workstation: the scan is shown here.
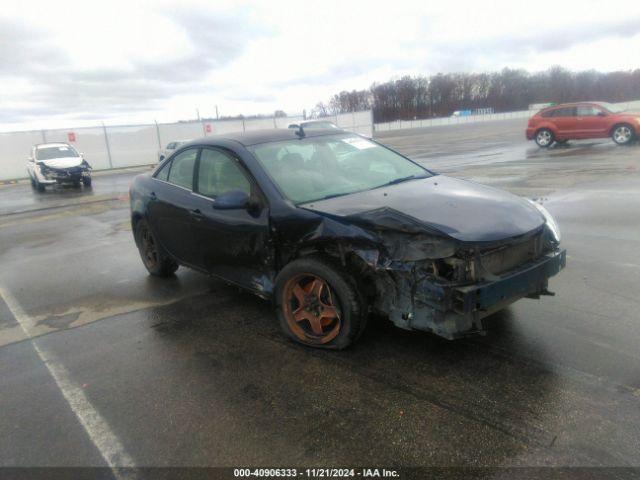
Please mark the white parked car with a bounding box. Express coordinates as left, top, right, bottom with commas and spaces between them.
158, 140, 190, 162
27, 143, 92, 192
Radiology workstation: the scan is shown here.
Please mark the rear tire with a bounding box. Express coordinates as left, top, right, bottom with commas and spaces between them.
612, 124, 635, 145
275, 257, 366, 350
35, 178, 45, 192
135, 219, 179, 276
535, 128, 554, 148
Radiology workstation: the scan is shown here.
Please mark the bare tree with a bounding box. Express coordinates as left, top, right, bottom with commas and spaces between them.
320, 68, 640, 122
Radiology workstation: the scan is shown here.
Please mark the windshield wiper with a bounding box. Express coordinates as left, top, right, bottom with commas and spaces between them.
380, 174, 428, 187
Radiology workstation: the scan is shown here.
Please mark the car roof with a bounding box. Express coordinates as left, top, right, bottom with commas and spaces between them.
193, 128, 351, 147
35, 142, 73, 149
542, 101, 609, 110
537, 102, 606, 115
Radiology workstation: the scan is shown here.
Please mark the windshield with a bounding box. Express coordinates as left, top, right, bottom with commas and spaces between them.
250, 134, 431, 204
595, 102, 625, 113
36, 145, 79, 160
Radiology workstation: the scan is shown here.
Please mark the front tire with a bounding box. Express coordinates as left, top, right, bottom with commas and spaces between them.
535, 128, 554, 148
275, 257, 365, 349
612, 124, 635, 145
135, 219, 179, 276
82, 176, 92, 187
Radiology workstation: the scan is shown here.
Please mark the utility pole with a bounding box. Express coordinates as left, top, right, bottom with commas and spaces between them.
196, 109, 201, 121
215, 105, 219, 120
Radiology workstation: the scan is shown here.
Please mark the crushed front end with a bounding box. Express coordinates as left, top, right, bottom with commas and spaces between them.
37, 161, 92, 185
352, 214, 566, 339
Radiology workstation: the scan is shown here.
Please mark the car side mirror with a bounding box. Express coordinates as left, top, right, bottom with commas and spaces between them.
597, 111, 607, 117
213, 190, 250, 210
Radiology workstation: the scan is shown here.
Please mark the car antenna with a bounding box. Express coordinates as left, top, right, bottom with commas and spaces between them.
294, 124, 305, 138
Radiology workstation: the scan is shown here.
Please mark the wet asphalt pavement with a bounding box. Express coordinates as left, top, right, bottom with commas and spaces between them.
1, 120, 639, 471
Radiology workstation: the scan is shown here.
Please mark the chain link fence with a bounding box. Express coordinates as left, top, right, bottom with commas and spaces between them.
0, 111, 374, 181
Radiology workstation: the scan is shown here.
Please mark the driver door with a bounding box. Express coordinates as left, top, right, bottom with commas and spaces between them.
189, 147, 272, 294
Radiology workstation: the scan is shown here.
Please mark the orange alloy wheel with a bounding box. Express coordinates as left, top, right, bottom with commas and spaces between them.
282, 273, 342, 344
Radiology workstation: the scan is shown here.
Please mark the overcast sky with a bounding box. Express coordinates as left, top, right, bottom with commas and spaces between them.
2, 0, 640, 131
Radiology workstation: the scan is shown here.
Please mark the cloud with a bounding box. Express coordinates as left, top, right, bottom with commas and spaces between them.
1, 0, 639, 130
0, 18, 68, 77
417, 16, 640, 73
0, 7, 266, 123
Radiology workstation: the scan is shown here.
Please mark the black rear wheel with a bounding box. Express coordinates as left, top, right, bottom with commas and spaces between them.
135, 219, 179, 276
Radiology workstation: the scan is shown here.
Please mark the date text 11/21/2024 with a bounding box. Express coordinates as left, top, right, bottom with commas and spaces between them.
233, 468, 400, 478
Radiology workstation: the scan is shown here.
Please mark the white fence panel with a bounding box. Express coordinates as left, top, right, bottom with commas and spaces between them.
205, 120, 244, 135
374, 110, 537, 133
244, 118, 276, 131
0, 131, 44, 180
106, 125, 159, 168
334, 110, 373, 137
275, 115, 303, 128
158, 122, 204, 147
0, 110, 374, 180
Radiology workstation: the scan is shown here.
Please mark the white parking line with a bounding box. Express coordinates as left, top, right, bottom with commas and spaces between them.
0, 286, 135, 474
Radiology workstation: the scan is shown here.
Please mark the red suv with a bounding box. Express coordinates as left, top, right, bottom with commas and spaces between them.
526, 102, 639, 147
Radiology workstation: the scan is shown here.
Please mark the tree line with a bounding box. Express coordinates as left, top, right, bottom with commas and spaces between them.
314, 67, 640, 122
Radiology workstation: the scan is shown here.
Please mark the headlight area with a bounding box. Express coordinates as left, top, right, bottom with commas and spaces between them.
38, 164, 52, 179
528, 200, 561, 244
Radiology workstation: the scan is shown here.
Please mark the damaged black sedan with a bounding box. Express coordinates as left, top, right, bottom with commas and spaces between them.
130, 128, 565, 349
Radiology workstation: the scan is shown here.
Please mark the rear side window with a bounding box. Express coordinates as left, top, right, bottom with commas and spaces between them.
550, 107, 576, 117
197, 148, 250, 198
577, 106, 601, 116
167, 148, 198, 190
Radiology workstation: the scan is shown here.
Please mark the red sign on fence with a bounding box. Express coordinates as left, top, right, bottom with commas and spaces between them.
205, 124, 212, 133
67, 132, 76, 142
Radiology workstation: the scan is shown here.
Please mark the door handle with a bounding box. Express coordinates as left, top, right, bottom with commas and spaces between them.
189, 208, 204, 221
